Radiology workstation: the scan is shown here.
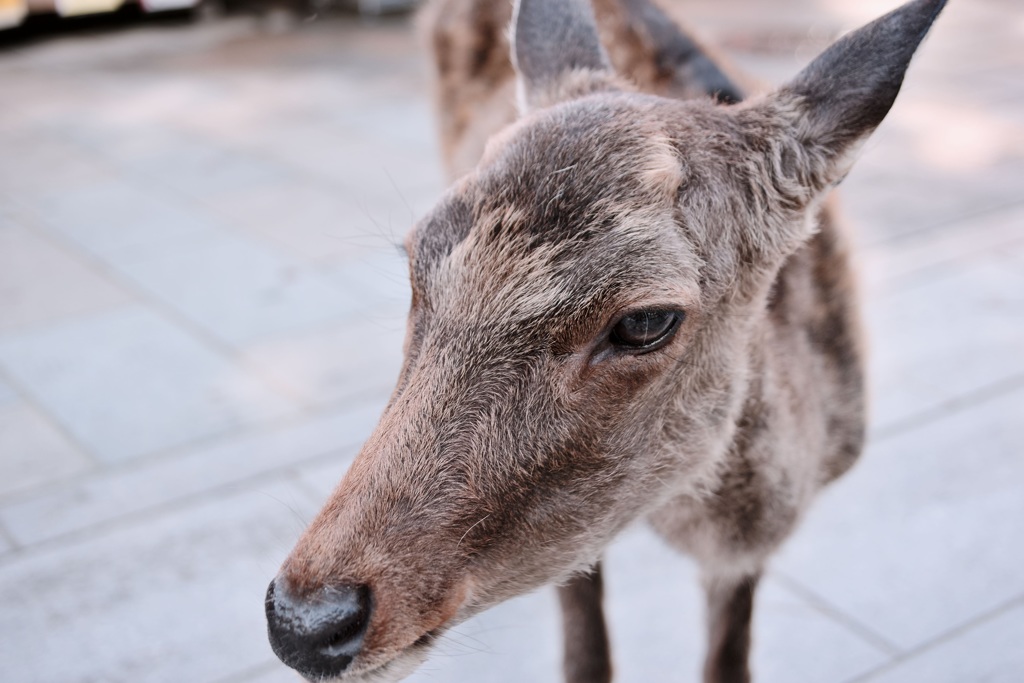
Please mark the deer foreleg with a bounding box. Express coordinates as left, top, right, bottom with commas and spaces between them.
702, 570, 761, 683
558, 563, 613, 683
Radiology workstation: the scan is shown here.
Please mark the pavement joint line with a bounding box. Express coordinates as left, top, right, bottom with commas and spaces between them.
0, 442, 358, 568
841, 592, 1024, 683
0, 394, 380, 509
870, 236, 1024, 298
0, 361, 105, 468
862, 196, 1024, 249
770, 570, 903, 657
863, 197, 1024, 250
871, 371, 1024, 443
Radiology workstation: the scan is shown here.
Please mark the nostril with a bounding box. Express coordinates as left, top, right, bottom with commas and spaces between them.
316, 584, 372, 657
266, 578, 373, 678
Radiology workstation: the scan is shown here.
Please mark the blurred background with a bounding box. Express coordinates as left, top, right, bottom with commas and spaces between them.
0, 0, 1021, 681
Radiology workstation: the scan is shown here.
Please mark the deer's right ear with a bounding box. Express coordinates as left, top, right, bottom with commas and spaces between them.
511, 0, 618, 112
753, 0, 946, 193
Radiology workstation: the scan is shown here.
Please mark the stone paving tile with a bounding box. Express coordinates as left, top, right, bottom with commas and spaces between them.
23, 176, 219, 265
0, 218, 133, 335
327, 99, 441, 156
867, 252, 1024, 430
0, 401, 383, 546
110, 228, 364, 347
0, 402, 94, 499
0, 306, 296, 463
843, 135, 1024, 246
203, 180, 412, 266
60, 122, 294, 202
239, 120, 443, 207
0, 479, 317, 683
244, 315, 405, 408
774, 386, 1024, 651
0, 130, 118, 199
242, 250, 410, 406
861, 203, 1024, 296
857, 600, 1024, 683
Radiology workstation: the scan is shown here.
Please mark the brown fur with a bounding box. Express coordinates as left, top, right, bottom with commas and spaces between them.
267, 1, 945, 681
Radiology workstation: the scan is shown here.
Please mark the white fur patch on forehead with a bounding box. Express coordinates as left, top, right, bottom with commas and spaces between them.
640, 134, 685, 199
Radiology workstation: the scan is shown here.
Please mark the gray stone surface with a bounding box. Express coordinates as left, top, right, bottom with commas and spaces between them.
0, 219, 132, 335
0, 306, 297, 462
0, 131, 116, 199
860, 203, 1024, 296
0, 403, 381, 545
0, 480, 318, 683
867, 255, 1024, 431
243, 311, 406, 407
0, 402, 94, 498
204, 180, 407, 265
109, 228, 364, 347
0, 1, 1020, 682
23, 177, 220, 265
857, 601, 1024, 683
775, 387, 1024, 651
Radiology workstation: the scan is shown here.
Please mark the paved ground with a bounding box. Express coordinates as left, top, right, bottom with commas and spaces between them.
0, 1, 1021, 682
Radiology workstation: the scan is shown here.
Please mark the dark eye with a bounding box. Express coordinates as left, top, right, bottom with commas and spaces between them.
609, 309, 684, 351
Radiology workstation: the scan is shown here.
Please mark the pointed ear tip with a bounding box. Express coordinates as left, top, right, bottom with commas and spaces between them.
920, 0, 949, 16
904, 0, 949, 33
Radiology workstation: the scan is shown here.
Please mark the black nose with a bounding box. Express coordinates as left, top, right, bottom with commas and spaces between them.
265, 578, 373, 679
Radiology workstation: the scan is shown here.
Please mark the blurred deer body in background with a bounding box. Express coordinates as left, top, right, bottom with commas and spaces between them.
264, 1, 947, 682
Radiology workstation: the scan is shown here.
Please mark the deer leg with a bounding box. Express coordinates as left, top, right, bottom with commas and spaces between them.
558, 563, 613, 683
702, 571, 761, 683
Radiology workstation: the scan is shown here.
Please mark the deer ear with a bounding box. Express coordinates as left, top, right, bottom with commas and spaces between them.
766, 0, 946, 186
620, 0, 744, 104
511, 0, 616, 111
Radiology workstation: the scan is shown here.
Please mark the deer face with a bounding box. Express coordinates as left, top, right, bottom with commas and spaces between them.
266, 0, 945, 680
269, 94, 742, 682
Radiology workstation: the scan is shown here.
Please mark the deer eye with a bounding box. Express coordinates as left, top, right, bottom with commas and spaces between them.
609, 310, 684, 351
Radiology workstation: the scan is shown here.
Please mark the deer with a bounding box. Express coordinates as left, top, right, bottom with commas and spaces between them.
264, 0, 946, 681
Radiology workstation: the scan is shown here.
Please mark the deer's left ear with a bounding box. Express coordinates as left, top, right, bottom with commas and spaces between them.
512, 0, 619, 112
752, 0, 946, 192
